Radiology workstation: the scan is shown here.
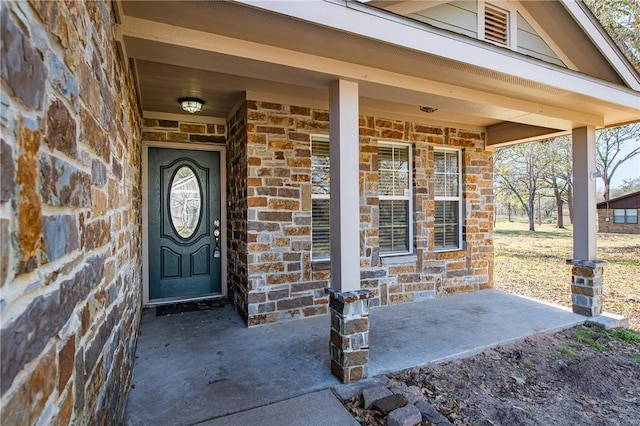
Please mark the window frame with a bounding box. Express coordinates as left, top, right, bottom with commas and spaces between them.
614, 208, 638, 224
613, 209, 625, 224
311, 135, 331, 261
434, 148, 463, 252
378, 141, 414, 257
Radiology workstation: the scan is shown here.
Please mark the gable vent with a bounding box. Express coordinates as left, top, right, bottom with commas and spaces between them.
484, 3, 509, 46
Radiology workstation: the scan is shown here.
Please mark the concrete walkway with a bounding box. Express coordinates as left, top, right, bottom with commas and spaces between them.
124, 290, 585, 425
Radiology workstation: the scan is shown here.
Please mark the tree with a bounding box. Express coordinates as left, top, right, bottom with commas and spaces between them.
494, 141, 553, 231
610, 176, 640, 199
595, 123, 640, 200
543, 136, 573, 228
583, 0, 640, 73
582, 2, 640, 201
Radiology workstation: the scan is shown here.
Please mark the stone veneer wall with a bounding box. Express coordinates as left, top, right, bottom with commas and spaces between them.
358, 119, 494, 304
141, 119, 226, 145
229, 100, 493, 326
1, 1, 142, 424
227, 104, 250, 321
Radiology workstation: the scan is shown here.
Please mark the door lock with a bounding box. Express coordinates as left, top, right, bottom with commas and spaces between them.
213, 219, 221, 258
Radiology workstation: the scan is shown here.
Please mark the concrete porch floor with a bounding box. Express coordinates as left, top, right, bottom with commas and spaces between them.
124, 290, 586, 425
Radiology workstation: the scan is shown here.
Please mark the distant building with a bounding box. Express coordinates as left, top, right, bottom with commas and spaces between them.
597, 191, 640, 234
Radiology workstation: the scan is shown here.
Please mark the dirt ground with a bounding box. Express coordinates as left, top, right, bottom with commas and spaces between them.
345, 324, 640, 425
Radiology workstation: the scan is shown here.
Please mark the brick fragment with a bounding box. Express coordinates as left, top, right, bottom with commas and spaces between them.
387, 404, 422, 426
362, 385, 393, 409
415, 400, 453, 425
371, 394, 407, 416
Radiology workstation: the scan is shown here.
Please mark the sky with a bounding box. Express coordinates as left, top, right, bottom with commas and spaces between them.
596, 135, 640, 191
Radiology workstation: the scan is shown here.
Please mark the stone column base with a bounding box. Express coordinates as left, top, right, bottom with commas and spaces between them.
567, 259, 607, 317
326, 288, 374, 384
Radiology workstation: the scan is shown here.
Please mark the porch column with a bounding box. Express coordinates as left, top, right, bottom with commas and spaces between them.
327, 79, 372, 384
569, 126, 604, 316
329, 79, 360, 292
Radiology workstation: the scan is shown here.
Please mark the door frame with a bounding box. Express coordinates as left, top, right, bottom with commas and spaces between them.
142, 140, 227, 306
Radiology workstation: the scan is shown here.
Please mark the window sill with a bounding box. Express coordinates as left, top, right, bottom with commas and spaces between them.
381, 254, 418, 265
435, 241, 466, 253
311, 259, 331, 269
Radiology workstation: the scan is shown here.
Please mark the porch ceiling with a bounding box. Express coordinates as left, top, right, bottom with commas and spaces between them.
118, 1, 639, 142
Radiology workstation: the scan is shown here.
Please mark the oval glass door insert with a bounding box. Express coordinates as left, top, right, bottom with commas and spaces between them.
169, 166, 201, 238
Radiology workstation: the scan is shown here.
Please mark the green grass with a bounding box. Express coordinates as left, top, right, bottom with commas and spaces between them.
494, 220, 640, 330
574, 328, 603, 350
605, 328, 640, 343
554, 345, 580, 360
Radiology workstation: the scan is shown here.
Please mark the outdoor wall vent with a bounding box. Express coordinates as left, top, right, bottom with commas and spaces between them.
484, 3, 509, 46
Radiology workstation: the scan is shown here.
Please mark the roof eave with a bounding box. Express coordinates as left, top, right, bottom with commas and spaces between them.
235, 0, 640, 106
596, 191, 640, 207
560, 0, 640, 91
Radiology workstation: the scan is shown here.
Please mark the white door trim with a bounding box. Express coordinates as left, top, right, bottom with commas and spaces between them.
142, 140, 227, 306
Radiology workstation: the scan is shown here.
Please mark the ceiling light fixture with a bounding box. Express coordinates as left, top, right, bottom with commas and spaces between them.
419, 106, 438, 114
179, 97, 204, 114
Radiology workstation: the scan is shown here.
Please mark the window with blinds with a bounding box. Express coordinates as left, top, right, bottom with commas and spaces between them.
378, 142, 412, 255
434, 149, 462, 250
311, 136, 330, 260
483, 3, 509, 47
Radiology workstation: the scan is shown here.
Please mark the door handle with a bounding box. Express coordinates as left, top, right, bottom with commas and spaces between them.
213, 219, 221, 258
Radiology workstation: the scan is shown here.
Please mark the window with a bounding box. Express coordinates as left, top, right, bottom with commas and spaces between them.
613, 208, 638, 224
434, 149, 462, 251
378, 143, 412, 255
311, 136, 330, 260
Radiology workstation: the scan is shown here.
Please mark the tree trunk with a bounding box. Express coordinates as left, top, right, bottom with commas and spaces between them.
508, 202, 512, 222
553, 182, 565, 228
556, 199, 564, 228
567, 185, 573, 224
528, 193, 536, 231
537, 194, 542, 227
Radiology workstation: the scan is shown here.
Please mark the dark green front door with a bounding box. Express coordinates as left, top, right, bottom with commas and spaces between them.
148, 147, 221, 300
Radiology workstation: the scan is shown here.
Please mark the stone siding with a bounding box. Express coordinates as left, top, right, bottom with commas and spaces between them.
358, 120, 494, 306
1, 1, 142, 424
227, 105, 250, 321
229, 100, 494, 326
242, 101, 330, 325
142, 119, 226, 144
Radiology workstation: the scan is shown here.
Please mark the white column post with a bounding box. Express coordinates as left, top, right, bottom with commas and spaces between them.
570, 126, 606, 317
571, 126, 597, 261
329, 79, 360, 292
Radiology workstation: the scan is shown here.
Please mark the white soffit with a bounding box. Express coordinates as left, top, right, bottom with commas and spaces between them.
121, 17, 609, 128
120, 1, 639, 128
